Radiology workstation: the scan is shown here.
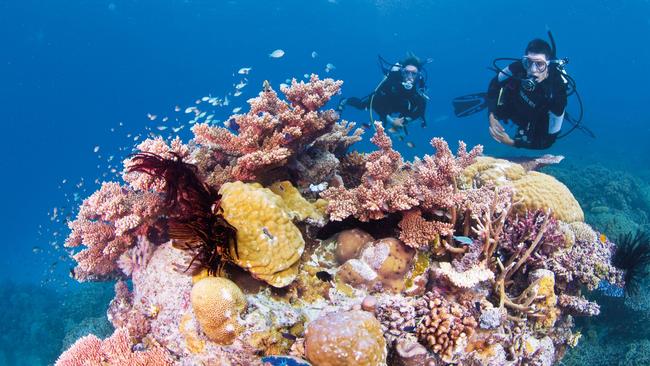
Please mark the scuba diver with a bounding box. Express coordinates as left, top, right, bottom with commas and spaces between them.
338, 53, 429, 135
452, 31, 592, 149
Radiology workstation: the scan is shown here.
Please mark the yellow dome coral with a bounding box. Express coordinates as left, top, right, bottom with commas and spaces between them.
191, 277, 246, 345
462, 157, 583, 222
219, 181, 305, 287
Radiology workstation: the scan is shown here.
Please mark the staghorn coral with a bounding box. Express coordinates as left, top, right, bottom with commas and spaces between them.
191, 277, 247, 345
304, 310, 386, 366
416, 291, 478, 363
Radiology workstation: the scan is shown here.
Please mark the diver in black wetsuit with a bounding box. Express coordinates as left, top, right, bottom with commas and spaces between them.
338, 54, 428, 134
487, 39, 568, 149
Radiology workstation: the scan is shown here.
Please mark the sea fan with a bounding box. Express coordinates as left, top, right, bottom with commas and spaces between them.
127, 152, 237, 275
613, 230, 650, 296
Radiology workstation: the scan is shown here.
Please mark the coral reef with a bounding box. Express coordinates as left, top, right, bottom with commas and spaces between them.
58, 75, 628, 366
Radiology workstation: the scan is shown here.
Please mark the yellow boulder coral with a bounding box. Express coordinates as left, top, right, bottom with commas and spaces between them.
269, 180, 326, 226
462, 157, 583, 222
191, 277, 247, 345
219, 181, 305, 287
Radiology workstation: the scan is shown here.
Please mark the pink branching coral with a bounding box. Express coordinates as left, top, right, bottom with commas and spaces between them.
65, 182, 165, 281
322, 122, 417, 221
398, 208, 452, 249
408, 138, 483, 211
322, 121, 482, 237
55, 327, 173, 366
191, 75, 343, 181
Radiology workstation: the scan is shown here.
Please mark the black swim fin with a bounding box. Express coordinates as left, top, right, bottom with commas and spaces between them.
452, 92, 488, 118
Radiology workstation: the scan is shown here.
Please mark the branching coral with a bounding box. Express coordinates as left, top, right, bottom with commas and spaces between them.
191, 75, 344, 182
65, 182, 165, 281
415, 291, 478, 362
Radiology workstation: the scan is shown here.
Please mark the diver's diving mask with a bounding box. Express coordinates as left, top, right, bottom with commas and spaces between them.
401, 68, 419, 90
522, 56, 548, 73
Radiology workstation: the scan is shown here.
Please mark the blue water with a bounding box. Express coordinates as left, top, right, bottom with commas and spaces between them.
1, 0, 649, 364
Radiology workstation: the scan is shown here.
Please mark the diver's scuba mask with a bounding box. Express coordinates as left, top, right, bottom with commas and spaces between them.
401, 68, 420, 90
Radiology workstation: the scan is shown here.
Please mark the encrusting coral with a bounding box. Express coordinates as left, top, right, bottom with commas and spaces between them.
59, 74, 625, 366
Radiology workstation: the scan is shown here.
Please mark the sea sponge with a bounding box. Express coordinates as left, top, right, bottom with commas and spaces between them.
269, 180, 326, 226
304, 310, 386, 366
334, 229, 374, 264
219, 181, 305, 287
462, 157, 583, 222
190, 277, 247, 345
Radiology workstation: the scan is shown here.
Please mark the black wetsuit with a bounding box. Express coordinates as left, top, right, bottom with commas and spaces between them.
487, 61, 567, 149
344, 68, 427, 128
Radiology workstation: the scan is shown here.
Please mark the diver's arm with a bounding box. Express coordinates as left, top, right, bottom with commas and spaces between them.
487, 62, 520, 113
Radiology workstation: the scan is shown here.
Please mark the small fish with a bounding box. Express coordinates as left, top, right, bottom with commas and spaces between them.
235, 80, 247, 90
172, 126, 184, 133
402, 326, 416, 333
599, 234, 607, 244
162, 116, 168, 122
303, 73, 309, 79
223, 96, 230, 106
184, 107, 195, 114
238, 67, 252, 75
279, 83, 289, 89
201, 96, 210, 102
311, 51, 318, 58
269, 49, 285, 58
280, 332, 297, 341
147, 113, 157, 121
398, 136, 405, 141
233, 90, 242, 97
156, 126, 168, 131
174, 106, 181, 112
93, 146, 100, 153
361, 122, 372, 129
406, 142, 415, 148
388, 127, 397, 133
232, 107, 242, 114
453, 236, 474, 245
32, 246, 43, 254
325, 63, 336, 73
316, 271, 333, 282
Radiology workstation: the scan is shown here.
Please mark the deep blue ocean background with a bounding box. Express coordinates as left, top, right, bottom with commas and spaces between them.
1, 0, 649, 364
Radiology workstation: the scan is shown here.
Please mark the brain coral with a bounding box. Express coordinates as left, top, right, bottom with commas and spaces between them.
191, 277, 246, 345
304, 310, 386, 366
219, 181, 305, 287
462, 157, 583, 222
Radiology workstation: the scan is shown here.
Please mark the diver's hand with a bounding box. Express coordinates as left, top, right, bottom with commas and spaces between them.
489, 114, 514, 146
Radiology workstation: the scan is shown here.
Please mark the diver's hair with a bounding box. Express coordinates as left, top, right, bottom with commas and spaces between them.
525, 39, 553, 59
401, 52, 422, 69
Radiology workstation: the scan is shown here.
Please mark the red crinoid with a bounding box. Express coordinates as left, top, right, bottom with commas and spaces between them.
127, 152, 237, 275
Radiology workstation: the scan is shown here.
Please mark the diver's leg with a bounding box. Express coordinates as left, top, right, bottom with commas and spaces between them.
342, 97, 369, 110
